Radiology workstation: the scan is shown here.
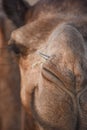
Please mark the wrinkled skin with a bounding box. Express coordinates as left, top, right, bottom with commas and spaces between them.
3, 0, 87, 130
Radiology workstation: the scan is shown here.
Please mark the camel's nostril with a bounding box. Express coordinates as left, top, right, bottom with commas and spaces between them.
41, 65, 62, 87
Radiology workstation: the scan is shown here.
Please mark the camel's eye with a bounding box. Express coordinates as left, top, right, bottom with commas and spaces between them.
8, 43, 21, 55
13, 44, 20, 55
8, 42, 28, 56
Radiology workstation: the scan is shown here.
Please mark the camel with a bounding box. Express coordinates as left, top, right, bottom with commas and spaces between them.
3, 0, 87, 129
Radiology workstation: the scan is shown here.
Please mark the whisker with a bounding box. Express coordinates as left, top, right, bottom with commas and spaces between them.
38, 51, 50, 60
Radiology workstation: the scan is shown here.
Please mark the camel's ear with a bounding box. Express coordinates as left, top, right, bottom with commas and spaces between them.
2, 0, 30, 27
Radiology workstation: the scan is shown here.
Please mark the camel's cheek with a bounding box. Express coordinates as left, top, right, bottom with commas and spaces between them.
19, 57, 41, 115
35, 75, 77, 130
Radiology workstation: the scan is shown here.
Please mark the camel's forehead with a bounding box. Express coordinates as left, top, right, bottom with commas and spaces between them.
10, 0, 87, 58
13, 14, 87, 47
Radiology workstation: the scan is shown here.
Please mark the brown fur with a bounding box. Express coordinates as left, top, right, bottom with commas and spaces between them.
3, 0, 87, 130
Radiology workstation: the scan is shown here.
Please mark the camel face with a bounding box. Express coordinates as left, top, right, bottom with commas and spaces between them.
3, 0, 87, 129
18, 23, 87, 130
